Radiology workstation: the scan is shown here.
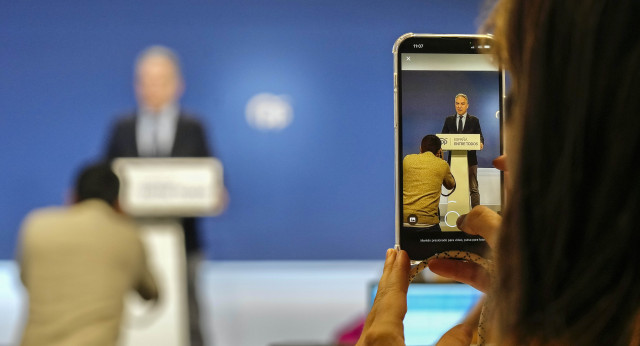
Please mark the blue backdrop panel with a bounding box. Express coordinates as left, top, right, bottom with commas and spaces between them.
0, 0, 487, 260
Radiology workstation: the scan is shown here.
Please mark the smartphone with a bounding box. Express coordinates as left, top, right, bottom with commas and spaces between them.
393, 33, 504, 261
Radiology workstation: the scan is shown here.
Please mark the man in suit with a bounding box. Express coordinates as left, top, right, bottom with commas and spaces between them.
104, 45, 212, 346
17, 163, 158, 346
441, 93, 484, 208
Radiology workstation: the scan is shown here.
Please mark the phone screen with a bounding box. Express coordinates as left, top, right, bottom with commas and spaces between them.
394, 34, 503, 261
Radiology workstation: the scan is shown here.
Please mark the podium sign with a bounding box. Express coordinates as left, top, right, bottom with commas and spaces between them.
436, 134, 481, 232
437, 134, 481, 151
112, 158, 224, 217
112, 158, 225, 346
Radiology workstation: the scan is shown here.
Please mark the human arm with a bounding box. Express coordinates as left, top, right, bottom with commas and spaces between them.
356, 249, 410, 346
441, 116, 452, 134
134, 237, 159, 301
136, 264, 159, 301
360, 157, 506, 345
104, 123, 120, 160
104, 116, 138, 160
192, 120, 211, 157
422, 206, 501, 345
358, 241, 494, 346
16, 228, 29, 288
15, 214, 38, 288
173, 115, 212, 157
475, 116, 484, 150
443, 165, 456, 190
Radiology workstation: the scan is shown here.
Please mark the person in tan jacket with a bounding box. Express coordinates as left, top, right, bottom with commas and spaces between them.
403, 134, 456, 230
17, 163, 158, 346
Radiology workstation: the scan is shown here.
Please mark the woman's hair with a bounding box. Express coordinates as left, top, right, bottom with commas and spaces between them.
485, 0, 640, 344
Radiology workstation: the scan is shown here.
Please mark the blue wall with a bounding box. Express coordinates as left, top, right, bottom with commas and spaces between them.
0, 0, 488, 260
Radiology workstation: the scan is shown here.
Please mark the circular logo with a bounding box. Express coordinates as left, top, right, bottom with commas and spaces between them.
245, 93, 293, 131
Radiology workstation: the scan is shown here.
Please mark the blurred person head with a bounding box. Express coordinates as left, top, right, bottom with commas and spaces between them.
420, 134, 442, 156
485, 0, 640, 344
134, 45, 184, 112
73, 163, 120, 208
454, 93, 469, 115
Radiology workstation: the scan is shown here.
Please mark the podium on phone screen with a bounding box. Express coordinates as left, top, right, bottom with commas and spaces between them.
112, 158, 224, 346
436, 134, 481, 232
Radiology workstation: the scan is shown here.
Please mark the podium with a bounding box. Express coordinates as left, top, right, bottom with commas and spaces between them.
436, 134, 481, 232
112, 158, 224, 346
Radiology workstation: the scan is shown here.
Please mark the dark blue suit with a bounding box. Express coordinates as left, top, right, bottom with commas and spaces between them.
441, 114, 484, 166
104, 110, 212, 346
105, 110, 212, 252
441, 113, 483, 207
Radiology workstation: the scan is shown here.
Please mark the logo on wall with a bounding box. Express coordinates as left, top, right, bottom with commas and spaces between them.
440, 138, 448, 145
245, 93, 294, 131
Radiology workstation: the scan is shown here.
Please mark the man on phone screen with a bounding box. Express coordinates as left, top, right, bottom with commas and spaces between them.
441, 93, 484, 208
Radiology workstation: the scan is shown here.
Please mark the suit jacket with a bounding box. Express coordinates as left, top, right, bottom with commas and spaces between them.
105, 110, 213, 252
18, 200, 158, 346
105, 111, 211, 159
441, 114, 484, 166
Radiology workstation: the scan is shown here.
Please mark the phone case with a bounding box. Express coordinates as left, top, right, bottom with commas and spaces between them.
393, 33, 501, 262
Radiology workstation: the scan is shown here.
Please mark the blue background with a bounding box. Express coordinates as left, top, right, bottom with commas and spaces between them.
0, 1, 489, 260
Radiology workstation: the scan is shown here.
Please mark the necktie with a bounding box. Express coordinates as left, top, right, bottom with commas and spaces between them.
458, 116, 463, 133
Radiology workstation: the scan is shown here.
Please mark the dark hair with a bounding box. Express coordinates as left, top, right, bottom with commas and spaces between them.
74, 163, 120, 206
485, 0, 640, 344
420, 134, 442, 155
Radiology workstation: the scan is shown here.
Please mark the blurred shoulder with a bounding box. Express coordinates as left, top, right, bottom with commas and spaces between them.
403, 153, 420, 162
18, 206, 70, 242
178, 110, 206, 126
83, 201, 142, 242
109, 111, 137, 128
21, 206, 67, 227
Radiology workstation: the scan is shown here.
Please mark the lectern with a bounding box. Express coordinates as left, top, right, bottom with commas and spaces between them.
436, 134, 481, 232
112, 158, 224, 346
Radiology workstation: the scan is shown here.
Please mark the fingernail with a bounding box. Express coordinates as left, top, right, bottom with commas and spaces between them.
386, 248, 394, 259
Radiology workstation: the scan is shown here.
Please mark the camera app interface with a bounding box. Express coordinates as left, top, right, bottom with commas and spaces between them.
399, 51, 501, 258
